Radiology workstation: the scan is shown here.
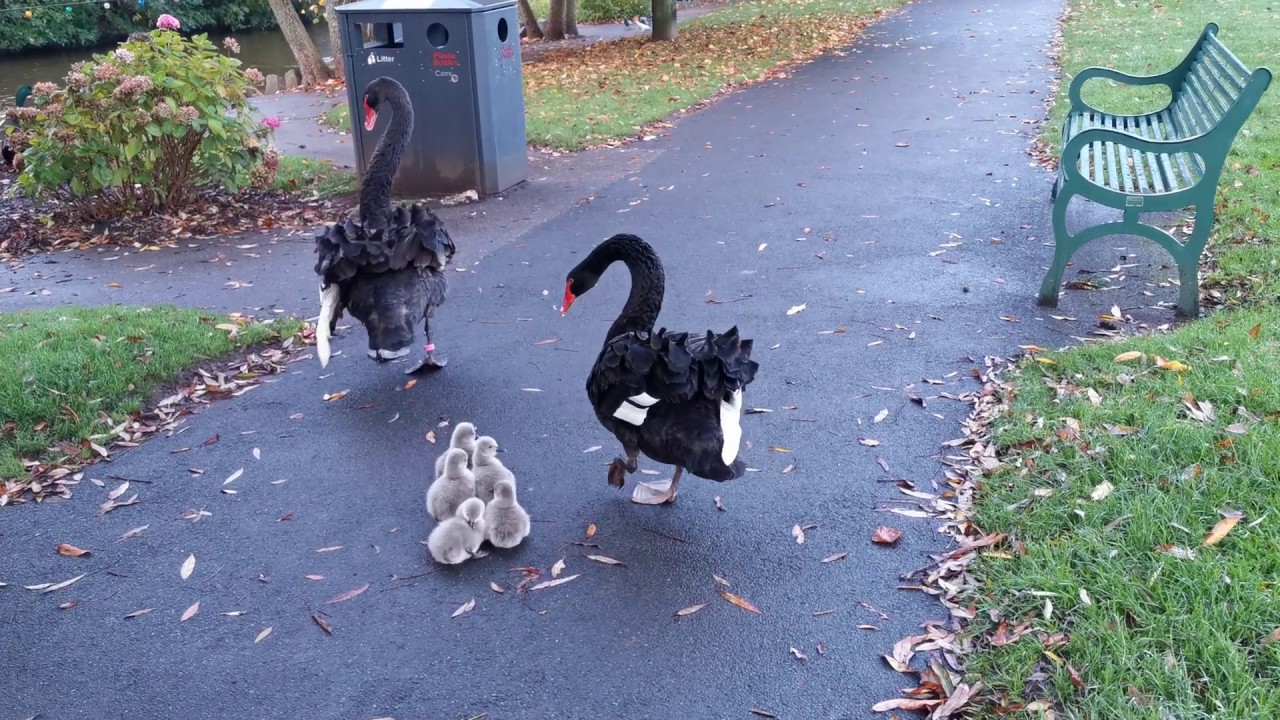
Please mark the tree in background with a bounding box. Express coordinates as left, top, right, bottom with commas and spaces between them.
265, 0, 331, 85
517, 0, 544, 40
322, 0, 354, 83
542, 0, 579, 41
650, 0, 675, 41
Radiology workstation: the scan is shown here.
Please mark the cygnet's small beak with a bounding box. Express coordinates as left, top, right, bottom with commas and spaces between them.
496, 447, 506, 453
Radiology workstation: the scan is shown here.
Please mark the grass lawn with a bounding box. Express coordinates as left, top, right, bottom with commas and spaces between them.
966, 0, 1280, 716
319, 0, 908, 150
0, 307, 301, 485
274, 154, 357, 199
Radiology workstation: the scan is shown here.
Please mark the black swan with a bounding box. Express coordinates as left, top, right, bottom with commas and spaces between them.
2, 85, 32, 168
562, 234, 760, 505
313, 76, 455, 374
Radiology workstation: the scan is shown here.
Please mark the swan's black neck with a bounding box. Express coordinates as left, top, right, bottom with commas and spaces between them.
588, 234, 665, 342
358, 82, 413, 228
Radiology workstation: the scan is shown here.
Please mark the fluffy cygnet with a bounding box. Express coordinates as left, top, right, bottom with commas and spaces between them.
483, 478, 530, 549
472, 436, 515, 504
434, 422, 477, 477
427, 497, 486, 565
426, 448, 476, 522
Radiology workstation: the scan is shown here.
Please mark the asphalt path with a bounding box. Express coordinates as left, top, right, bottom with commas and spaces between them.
4, 0, 1190, 717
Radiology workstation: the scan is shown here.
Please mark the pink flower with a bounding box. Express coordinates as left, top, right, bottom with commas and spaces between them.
92, 63, 120, 81
32, 82, 59, 97
223, 37, 241, 54
156, 14, 181, 31
262, 116, 282, 131
244, 68, 265, 85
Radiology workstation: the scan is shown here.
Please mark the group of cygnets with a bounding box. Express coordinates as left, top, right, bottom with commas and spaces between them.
425, 422, 531, 565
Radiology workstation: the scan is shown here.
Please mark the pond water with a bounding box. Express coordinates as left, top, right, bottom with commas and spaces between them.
0, 22, 333, 109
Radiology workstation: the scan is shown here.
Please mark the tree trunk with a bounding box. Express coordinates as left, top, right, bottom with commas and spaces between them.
517, 0, 544, 40
651, 0, 676, 41
324, 0, 352, 84
265, 0, 333, 86
544, 0, 566, 41
565, 0, 579, 38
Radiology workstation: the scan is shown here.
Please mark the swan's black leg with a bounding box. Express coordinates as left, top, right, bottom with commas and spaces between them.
405, 309, 447, 375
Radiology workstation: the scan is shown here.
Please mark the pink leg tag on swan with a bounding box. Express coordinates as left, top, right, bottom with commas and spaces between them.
425, 343, 436, 352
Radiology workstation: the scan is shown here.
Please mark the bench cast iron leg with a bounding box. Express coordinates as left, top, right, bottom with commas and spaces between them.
1037, 188, 1076, 308
1174, 203, 1214, 319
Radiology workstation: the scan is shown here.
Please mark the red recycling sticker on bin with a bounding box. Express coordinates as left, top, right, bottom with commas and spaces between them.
433, 51, 460, 67
500, 44, 515, 60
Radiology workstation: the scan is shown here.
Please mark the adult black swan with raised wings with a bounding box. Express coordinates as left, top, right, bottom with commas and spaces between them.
313, 76, 455, 374
561, 234, 760, 505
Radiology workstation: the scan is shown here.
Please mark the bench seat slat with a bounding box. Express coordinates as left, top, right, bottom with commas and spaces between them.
1122, 116, 1152, 194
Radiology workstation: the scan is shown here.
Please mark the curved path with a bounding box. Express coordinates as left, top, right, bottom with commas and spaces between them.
2, 1, 1171, 717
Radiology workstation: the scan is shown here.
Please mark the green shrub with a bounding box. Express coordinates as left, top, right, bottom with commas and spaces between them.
10, 26, 275, 218
578, 0, 650, 22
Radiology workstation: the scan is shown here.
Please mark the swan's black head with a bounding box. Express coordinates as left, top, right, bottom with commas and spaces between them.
561, 233, 657, 316
561, 266, 601, 317
359, 296, 418, 361
361, 77, 405, 132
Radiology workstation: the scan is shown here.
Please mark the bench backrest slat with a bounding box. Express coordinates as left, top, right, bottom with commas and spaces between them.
1170, 25, 1271, 143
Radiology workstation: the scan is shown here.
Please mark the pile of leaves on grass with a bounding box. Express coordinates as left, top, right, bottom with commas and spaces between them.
521, 0, 906, 150
0, 172, 353, 262
0, 307, 315, 508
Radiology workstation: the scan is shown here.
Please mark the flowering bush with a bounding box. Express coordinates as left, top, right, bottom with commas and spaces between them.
12, 23, 276, 218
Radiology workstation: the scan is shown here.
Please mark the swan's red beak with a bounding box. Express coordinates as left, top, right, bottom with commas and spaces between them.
561, 281, 576, 316
363, 97, 377, 132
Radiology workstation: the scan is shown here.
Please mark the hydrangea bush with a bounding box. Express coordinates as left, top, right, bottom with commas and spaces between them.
9, 19, 276, 218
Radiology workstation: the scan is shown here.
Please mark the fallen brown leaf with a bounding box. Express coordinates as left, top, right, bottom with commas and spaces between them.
789, 646, 808, 661
254, 626, 273, 643
822, 552, 848, 563
326, 583, 371, 604
181, 601, 200, 623
180, 554, 196, 580
674, 603, 707, 619
530, 574, 581, 591
452, 598, 476, 618
1203, 509, 1245, 546
312, 613, 334, 635
56, 543, 90, 558
489, 581, 505, 594
871, 526, 903, 545
586, 555, 624, 566
551, 558, 566, 578
719, 590, 762, 615
585, 523, 597, 539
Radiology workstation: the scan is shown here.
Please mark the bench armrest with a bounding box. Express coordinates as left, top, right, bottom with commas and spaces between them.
1060, 127, 1213, 187
1067, 67, 1180, 115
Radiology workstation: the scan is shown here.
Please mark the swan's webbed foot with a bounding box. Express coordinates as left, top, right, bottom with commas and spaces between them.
631, 466, 682, 505
405, 315, 447, 374
607, 457, 628, 489
405, 343, 447, 374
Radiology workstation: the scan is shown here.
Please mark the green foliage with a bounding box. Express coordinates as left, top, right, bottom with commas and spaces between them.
0, 0, 277, 55
577, 0, 649, 22
10, 29, 275, 218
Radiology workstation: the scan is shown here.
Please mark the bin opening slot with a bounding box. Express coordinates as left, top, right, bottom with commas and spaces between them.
358, 22, 405, 49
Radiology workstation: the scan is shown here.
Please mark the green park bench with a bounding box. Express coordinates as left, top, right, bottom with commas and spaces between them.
1038, 22, 1272, 318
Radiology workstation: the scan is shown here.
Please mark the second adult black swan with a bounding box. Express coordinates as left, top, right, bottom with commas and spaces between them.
562, 234, 760, 505
313, 77, 455, 374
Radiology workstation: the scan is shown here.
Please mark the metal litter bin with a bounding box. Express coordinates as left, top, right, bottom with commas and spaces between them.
336, 0, 527, 197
